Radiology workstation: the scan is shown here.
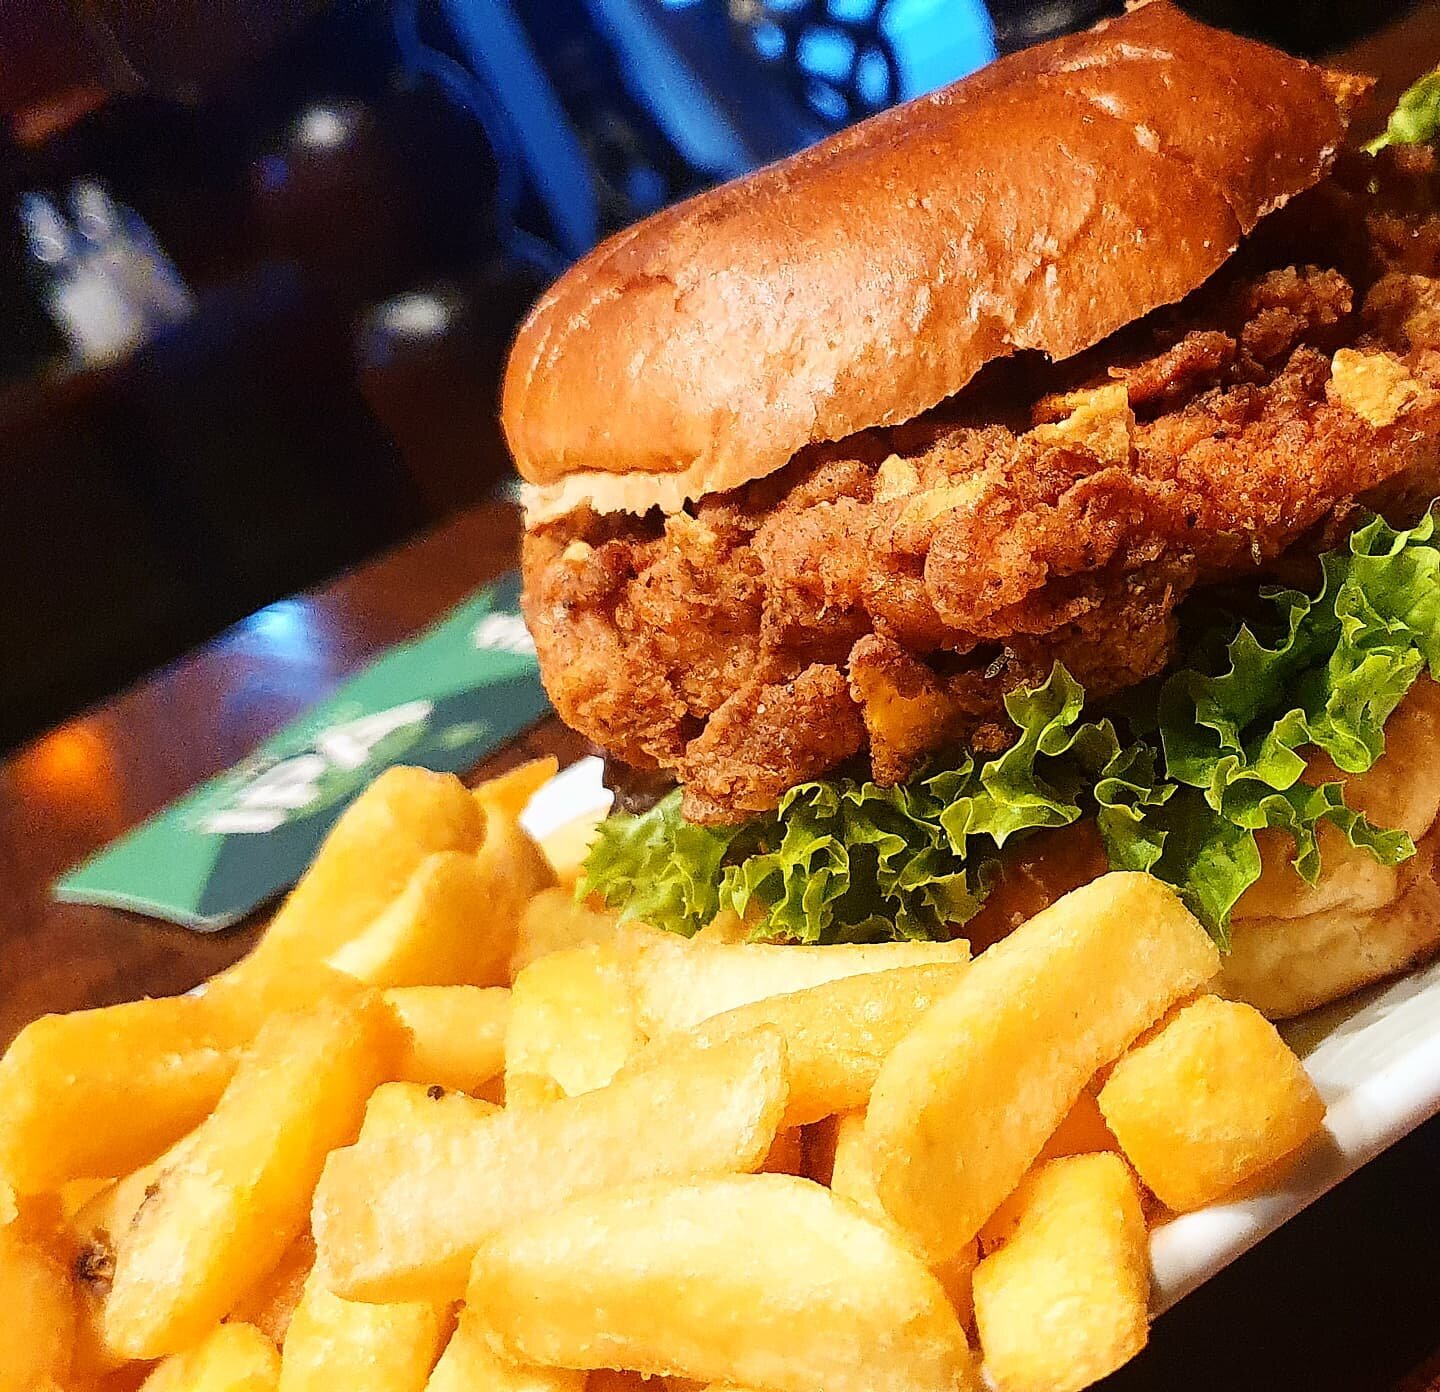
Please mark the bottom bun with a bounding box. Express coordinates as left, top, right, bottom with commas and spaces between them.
1218, 678, 1440, 1019
1218, 842, 1440, 1018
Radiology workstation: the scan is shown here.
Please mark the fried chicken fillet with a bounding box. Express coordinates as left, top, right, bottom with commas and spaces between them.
523, 147, 1440, 824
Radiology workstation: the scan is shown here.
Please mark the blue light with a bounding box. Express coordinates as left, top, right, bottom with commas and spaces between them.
855, 46, 890, 106
882, 0, 996, 100
625, 163, 668, 211
797, 26, 855, 82
238, 601, 316, 661
753, 20, 787, 60
806, 79, 849, 124
827, 0, 877, 21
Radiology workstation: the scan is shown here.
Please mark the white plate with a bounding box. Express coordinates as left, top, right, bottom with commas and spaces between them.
520, 756, 1440, 1315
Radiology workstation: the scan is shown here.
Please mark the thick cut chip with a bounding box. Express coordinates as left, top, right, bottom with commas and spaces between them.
277, 1278, 445, 1392
1097, 995, 1325, 1212
473, 807, 559, 968
972, 1155, 1149, 1392
866, 874, 1218, 1261
630, 933, 969, 1038
0, 995, 236, 1192
823, 1110, 975, 1324
328, 853, 506, 989
231, 767, 484, 986
360, 1081, 501, 1141
506, 946, 640, 1103
979, 1092, 1120, 1255
314, 1029, 787, 1304
426, 1311, 586, 1392
510, 889, 620, 979
638, 962, 968, 1128
385, 986, 509, 1096
229, 1235, 317, 1350
69, 1129, 195, 1259
0, 1222, 76, 1392
467, 1174, 976, 1392
102, 995, 404, 1359
828, 1110, 881, 1218
933, 1240, 979, 1332
473, 758, 559, 818
139, 1323, 279, 1392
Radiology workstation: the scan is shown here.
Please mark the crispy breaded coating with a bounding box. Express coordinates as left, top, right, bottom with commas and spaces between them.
522, 153, 1440, 823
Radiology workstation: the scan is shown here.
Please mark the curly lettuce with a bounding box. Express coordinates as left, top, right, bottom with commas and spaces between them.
1367, 66, 1440, 154
579, 513, 1440, 945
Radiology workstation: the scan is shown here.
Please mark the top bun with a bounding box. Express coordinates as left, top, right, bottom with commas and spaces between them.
505, 0, 1367, 523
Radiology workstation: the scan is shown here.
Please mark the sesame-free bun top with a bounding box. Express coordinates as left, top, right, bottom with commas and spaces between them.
505, 0, 1366, 523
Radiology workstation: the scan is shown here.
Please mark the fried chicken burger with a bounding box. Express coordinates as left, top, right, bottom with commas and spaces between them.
510, 0, 1440, 1017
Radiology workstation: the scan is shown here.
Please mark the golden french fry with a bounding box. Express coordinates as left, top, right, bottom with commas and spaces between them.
385, 986, 510, 1097
827, 1110, 882, 1219
473, 758, 559, 819
360, 1082, 501, 1141
637, 962, 968, 1128
70, 1138, 205, 1374
629, 932, 969, 1038
102, 995, 404, 1359
229, 1234, 316, 1350
232, 767, 484, 986
474, 808, 558, 965
978, 1091, 1120, 1256
972, 1155, 1149, 1392
932, 1240, 979, 1332
506, 1074, 567, 1108
197, 963, 369, 1040
277, 1276, 445, 1392
510, 888, 621, 980
57, 1180, 108, 1219
426, 1311, 586, 1392
328, 853, 507, 989
586, 1375, 659, 1392
866, 874, 1218, 1262
69, 1130, 196, 1262
467, 1174, 977, 1392
313, 1029, 788, 1304
1098, 995, 1325, 1211
139, 1322, 279, 1392
0, 995, 237, 1193
0, 1221, 76, 1392
506, 946, 640, 1103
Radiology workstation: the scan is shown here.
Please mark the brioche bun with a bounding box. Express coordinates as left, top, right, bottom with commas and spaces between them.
505, 1, 1366, 524
1219, 679, 1440, 1018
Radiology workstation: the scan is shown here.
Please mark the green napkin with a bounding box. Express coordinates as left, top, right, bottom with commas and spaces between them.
55, 573, 549, 930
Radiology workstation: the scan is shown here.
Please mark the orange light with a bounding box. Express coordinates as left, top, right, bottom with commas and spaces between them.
16, 723, 114, 803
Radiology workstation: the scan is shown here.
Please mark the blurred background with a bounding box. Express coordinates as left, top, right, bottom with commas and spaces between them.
0, 0, 1422, 752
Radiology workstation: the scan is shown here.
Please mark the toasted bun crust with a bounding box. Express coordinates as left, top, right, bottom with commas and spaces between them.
1219, 679, 1440, 1018
506, 1, 1366, 522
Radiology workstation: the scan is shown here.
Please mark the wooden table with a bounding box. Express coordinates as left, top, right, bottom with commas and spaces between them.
8, 7, 1440, 1388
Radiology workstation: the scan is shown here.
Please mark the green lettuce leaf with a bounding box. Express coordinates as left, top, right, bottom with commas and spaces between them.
576, 788, 745, 937
580, 512, 1440, 946
1366, 66, 1440, 154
